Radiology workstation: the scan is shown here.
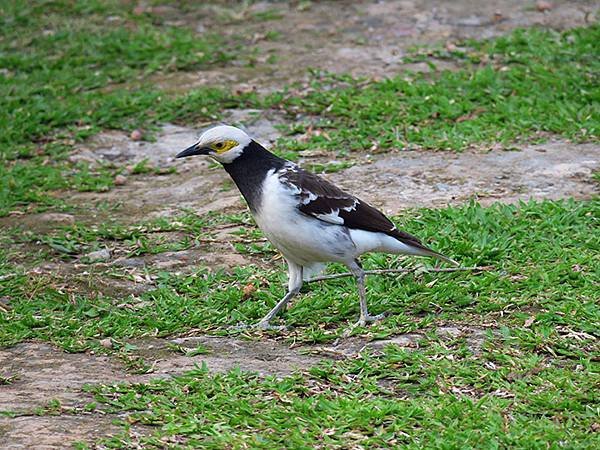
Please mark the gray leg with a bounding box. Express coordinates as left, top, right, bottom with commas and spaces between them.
255, 260, 303, 330
348, 259, 386, 327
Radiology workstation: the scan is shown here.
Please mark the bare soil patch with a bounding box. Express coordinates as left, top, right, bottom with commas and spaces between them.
0, 325, 501, 448
66, 110, 284, 226
133, 335, 324, 379
149, 0, 598, 92
0, 343, 135, 413
324, 325, 491, 358
0, 415, 128, 450
66, 123, 600, 225
329, 140, 599, 212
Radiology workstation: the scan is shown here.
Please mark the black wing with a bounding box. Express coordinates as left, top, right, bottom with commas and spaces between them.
278, 166, 428, 250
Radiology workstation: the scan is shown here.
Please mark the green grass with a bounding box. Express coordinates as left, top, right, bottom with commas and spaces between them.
6, 198, 588, 447
268, 25, 599, 152
1, 4, 598, 447
0, 0, 238, 148
0, 0, 256, 215
1, 199, 597, 351
88, 341, 599, 448
1, 19, 599, 215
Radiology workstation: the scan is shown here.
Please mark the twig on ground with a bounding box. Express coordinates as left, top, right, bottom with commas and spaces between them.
306, 265, 494, 283
213, 222, 256, 230
196, 237, 268, 245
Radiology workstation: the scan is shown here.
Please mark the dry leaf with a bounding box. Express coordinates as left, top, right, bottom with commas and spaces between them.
456, 107, 487, 123
536, 1, 553, 12
130, 129, 143, 141
242, 283, 257, 299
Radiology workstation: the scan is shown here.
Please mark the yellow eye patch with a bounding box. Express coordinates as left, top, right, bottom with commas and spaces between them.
211, 140, 238, 154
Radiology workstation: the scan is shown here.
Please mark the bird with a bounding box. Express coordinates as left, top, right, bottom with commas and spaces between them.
176, 125, 457, 329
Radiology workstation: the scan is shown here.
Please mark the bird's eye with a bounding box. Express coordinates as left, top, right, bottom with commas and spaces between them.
215, 142, 224, 149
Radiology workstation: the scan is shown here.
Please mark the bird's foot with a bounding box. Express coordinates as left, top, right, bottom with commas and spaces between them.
230, 321, 287, 332
254, 320, 288, 331
340, 312, 387, 338
356, 312, 387, 328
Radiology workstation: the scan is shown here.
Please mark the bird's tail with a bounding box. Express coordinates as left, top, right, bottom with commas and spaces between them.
417, 248, 459, 266
389, 229, 459, 266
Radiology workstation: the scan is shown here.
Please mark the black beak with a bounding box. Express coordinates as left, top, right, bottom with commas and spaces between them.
176, 143, 211, 158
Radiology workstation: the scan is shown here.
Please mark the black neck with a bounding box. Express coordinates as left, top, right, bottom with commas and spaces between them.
223, 140, 287, 212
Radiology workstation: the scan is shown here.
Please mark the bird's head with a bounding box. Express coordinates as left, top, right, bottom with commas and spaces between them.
176, 125, 252, 164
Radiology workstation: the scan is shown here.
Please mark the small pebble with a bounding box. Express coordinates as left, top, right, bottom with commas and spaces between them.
114, 174, 127, 186
85, 249, 111, 263
130, 129, 143, 141
445, 41, 457, 52
535, 1, 553, 12
99, 338, 113, 349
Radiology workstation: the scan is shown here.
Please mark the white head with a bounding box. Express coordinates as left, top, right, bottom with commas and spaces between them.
176, 125, 252, 164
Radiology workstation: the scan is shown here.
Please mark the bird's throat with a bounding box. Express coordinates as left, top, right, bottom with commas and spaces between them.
223, 140, 286, 212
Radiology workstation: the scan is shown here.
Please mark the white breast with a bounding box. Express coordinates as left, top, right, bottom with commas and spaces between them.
254, 170, 357, 265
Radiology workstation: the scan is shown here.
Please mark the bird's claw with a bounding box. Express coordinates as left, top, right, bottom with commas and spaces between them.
356, 312, 387, 327
230, 321, 288, 331
254, 321, 288, 331
341, 312, 387, 338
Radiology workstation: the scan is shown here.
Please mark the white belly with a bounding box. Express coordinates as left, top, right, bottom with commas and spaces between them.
254, 172, 356, 265
258, 213, 356, 265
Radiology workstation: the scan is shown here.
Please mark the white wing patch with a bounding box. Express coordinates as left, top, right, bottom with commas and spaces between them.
277, 165, 359, 226
301, 192, 318, 205
313, 199, 358, 225
315, 211, 344, 224
341, 199, 359, 212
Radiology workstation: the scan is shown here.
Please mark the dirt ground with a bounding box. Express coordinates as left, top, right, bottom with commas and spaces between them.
69, 122, 599, 224
0, 326, 486, 448
150, 0, 598, 92
2, 1, 599, 448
